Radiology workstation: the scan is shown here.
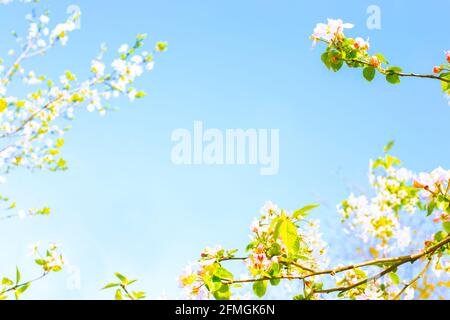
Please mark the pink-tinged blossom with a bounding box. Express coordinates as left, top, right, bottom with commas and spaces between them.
430, 167, 450, 184
311, 19, 354, 45
414, 167, 450, 199
259, 201, 281, 219
354, 37, 370, 50
433, 211, 450, 223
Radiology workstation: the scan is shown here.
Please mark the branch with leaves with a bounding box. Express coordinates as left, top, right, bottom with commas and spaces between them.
0, 0, 166, 299
1, 243, 64, 299
311, 19, 450, 106
103, 273, 146, 300
179, 141, 450, 300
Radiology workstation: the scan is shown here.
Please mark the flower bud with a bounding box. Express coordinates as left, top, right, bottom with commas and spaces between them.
369, 56, 380, 68
433, 66, 441, 74
413, 180, 425, 189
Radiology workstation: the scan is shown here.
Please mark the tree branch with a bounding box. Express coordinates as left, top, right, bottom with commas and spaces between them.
220, 235, 450, 298
344, 58, 450, 83
393, 259, 432, 300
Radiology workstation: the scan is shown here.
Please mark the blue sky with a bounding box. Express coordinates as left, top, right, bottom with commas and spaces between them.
0, 0, 449, 299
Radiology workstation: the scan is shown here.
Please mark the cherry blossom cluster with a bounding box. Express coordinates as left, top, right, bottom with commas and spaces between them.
311, 19, 378, 69
339, 146, 450, 252
246, 202, 328, 276
0, 3, 166, 222
0, 9, 164, 173
178, 245, 238, 299
28, 241, 65, 272
337, 147, 449, 295
178, 202, 328, 299
312, 19, 450, 106
432, 51, 450, 106
338, 152, 420, 253
1, 0, 167, 299
0, 242, 64, 299
180, 143, 450, 300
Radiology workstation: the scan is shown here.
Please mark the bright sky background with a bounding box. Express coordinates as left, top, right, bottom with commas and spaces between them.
0, 0, 449, 299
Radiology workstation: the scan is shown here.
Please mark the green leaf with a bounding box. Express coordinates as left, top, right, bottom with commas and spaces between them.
2, 277, 13, 286
270, 278, 281, 286
15, 282, 30, 299
374, 53, 388, 64
278, 219, 300, 254
389, 272, 400, 285
0, 98, 7, 113
268, 243, 281, 256
386, 73, 400, 84
212, 284, 231, 300
427, 201, 436, 216
385, 155, 401, 167
65, 70, 77, 81
253, 280, 268, 298
443, 222, 450, 233
15, 267, 20, 285
434, 231, 446, 242
441, 73, 450, 92
387, 66, 403, 73
383, 140, 395, 153
270, 262, 280, 275
292, 204, 320, 219
114, 272, 128, 285
331, 59, 343, 72
354, 268, 367, 279
214, 266, 234, 280
208, 276, 223, 293
127, 279, 137, 286
37, 207, 51, 215
363, 67, 376, 82
132, 291, 146, 300
272, 218, 283, 239
35, 259, 45, 266
102, 283, 119, 290
156, 42, 168, 52
135, 91, 146, 99
321, 52, 330, 69
115, 288, 123, 300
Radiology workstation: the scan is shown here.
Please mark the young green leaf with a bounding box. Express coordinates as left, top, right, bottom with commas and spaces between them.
102, 283, 120, 290
389, 272, 400, 285
253, 280, 268, 298
212, 284, 231, 300
278, 220, 300, 254
292, 204, 320, 219
427, 201, 436, 216
15, 267, 21, 285
386, 73, 400, 84
114, 272, 128, 285
443, 221, 450, 233
115, 288, 123, 300
2, 277, 13, 286
363, 67, 376, 82
383, 140, 395, 153
14, 282, 31, 300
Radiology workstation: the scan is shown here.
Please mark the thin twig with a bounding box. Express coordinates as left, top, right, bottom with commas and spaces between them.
220, 235, 450, 296
393, 259, 432, 300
